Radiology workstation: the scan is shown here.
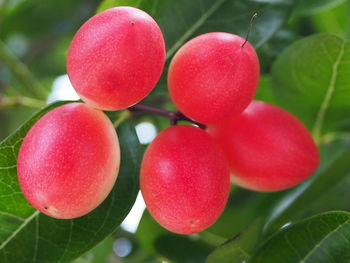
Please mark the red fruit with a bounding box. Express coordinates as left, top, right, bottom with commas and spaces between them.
140, 125, 230, 234
67, 7, 166, 110
168, 32, 259, 124
17, 103, 120, 219
207, 101, 319, 192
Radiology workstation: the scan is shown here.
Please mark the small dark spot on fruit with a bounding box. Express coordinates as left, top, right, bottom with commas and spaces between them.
131, 21, 135, 26
44, 206, 48, 210
189, 220, 194, 225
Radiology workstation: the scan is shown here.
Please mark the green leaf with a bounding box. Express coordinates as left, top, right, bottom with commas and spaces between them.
206, 219, 263, 263
97, 0, 295, 56
271, 33, 350, 140
250, 211, 350, 263
0, 102, 142, 263
293, 0, 345, 16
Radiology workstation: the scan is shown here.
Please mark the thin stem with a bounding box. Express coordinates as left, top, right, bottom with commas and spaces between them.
128, 104, 174, 119
0, 94, 46, 109
241, 13, 258, 48
175, 111, 206, 129
0, 40, 47, 99
319, 132, 350, 145
113, 110, 131, 128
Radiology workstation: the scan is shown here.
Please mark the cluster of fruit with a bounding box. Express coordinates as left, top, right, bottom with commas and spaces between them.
17, 6, 319, 235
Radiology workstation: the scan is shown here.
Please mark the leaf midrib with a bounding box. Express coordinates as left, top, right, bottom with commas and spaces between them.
0, 210, 39, 251
300, 217, 350, 262
312, 39, 346, 141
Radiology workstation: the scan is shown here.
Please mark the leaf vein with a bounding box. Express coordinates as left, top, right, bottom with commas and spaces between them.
312, 40, 346, 140
300, 218, 350, 262
0, 211, 39, 251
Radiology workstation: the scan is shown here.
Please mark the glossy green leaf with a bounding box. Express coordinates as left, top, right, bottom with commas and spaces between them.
250, 211, 350, 263
0, 102, 142, 263
206, 219, 262, 263
293, 0, 345, 16
98, 0, 295, 56
271, 33, 350, 140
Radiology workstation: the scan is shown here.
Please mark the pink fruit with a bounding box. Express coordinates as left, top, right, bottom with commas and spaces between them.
17, 103, 120, 219
67, 6, 166, 110
140, 125, 230, 234
168, 32, 259, 124
207, 101, 320, 192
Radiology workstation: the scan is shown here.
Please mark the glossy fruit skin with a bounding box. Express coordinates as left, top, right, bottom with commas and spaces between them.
207, 101, 320, 192
17, 103, 120, 219
67, 6, 166, 110
168, 32, 259, 124
140, 125, 230, 234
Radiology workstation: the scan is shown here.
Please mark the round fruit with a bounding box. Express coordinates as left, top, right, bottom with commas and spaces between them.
67, 6, 166, 110
17, 103, 120, 219
140, 125, 230, 234
207, 101, 319, 192
168, 32, 259, 124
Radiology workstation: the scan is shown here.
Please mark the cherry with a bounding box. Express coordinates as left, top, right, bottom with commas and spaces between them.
140, 125, 230, 234
207, 101, 320, 192
67, 6, 166, 110
168, 32, 259, 124
17, 103, 120, 219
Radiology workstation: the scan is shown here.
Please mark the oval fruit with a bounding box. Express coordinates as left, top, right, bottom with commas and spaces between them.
140, 125, 230, 234
67, 6, 166, 110
207, 101, 319, 192
168, 32, 259, 124
17, 103, 120, 219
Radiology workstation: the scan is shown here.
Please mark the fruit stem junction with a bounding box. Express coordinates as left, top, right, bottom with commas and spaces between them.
128, 104, 206, 129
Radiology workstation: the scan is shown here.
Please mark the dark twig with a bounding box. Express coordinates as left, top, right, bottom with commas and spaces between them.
128, 104, 206, 129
